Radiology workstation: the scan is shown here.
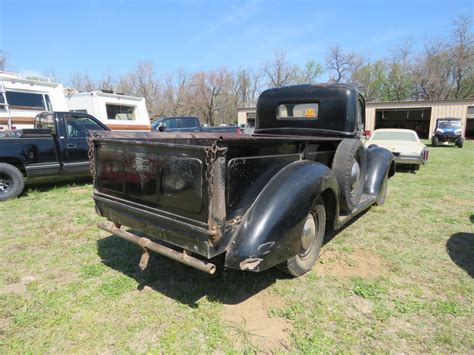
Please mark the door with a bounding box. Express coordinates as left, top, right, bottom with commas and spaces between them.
61, 113, 105, 175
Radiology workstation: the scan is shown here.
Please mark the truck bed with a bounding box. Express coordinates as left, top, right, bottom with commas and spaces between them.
90, 130, 342, 258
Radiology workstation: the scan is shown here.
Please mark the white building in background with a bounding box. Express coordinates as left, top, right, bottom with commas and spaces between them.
0, 71, 69, 130
67, 90, 151, 131
238, 99, 474, 139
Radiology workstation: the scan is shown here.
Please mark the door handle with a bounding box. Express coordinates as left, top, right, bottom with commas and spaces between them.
67, 144, 76, 149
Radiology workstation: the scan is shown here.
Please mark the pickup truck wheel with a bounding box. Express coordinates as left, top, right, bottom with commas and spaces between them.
279, 199, 326, 277
432, 136, 439, 147
332, 139, 367, 212
0, 163, 25, 201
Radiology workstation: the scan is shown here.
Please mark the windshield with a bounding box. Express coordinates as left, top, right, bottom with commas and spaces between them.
372, 131, 418, 142
438, 120, 461, 129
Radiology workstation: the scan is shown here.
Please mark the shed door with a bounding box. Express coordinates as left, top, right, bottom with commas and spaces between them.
375, 108, 431, 139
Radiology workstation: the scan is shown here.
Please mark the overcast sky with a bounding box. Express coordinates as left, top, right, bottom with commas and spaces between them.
0, 0, 472, 82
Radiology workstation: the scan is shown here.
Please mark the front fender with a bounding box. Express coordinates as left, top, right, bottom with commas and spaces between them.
225, 160, 338, 272
364, 146, 394, 197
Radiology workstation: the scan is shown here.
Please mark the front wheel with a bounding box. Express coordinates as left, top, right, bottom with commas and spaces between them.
0, 163, 25, 201
432, 136, 439, 147
456, 137, 464, 148
279, 198, 326, 277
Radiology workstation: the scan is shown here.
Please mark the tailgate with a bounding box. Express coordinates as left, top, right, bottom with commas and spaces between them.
89, 131, 227, 258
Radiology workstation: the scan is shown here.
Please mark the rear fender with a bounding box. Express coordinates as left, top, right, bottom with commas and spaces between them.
364, 146, 394, 197
225, 160, 339, 272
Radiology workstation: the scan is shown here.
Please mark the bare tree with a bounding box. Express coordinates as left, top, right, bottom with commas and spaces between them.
449, 15, 474, 98
69, 71, 96, 92
384, 42, 414, 101
190, 68, 232, 125
294, 59, 323, 84
132, 62, 161, 117
327, 45, 359, 83
232, 67, 262, 107
414, 41, 454, 100
264, 50, 297, 87
98, 72, 117, 91
116, 73, 136, 95
0, 50, 9, 71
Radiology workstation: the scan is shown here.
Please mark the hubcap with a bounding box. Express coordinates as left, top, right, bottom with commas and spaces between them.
350, 160, 361, 193
299, 214, 317, 258
0, 175, 11, 194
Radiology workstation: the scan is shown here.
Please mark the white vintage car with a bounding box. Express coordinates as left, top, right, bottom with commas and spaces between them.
365, 129, 428, 170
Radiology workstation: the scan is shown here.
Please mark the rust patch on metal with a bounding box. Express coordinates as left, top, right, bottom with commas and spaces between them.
239, 257, 263, 271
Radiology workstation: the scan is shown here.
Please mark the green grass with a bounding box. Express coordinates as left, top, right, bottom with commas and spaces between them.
1, 142, 473, 353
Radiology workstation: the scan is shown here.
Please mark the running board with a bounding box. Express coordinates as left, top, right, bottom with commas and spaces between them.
337, 194, 377, 228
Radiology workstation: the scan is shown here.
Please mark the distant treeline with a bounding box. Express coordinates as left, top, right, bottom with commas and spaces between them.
1, 16, 472, 126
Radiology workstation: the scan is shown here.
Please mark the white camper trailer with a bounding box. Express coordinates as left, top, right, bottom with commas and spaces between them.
0, 71, 69, 130
67, 91, 151, 131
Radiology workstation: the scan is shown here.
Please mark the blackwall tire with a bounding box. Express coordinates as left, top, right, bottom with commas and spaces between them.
279, 198, 326, 277
331, 139, 367, 213
432, 136, 439, 147
456, 137, 464, 148
0, 163, 24, 201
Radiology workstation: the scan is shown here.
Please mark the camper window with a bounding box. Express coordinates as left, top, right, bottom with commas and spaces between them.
106, 104, 135, 120
6, 91, 47, 110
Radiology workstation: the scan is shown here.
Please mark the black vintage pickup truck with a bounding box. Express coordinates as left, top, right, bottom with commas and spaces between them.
90, 84, 395, 277
0, 112, 108, 201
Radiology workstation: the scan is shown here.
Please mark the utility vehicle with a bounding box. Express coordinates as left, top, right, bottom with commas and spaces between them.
432, 118, 464, 148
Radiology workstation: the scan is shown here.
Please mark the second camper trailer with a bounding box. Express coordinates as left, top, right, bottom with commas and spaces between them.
67, 90, 151, 131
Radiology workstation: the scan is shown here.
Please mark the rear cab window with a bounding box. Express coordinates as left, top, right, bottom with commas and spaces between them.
277, 103, 319, 120
35, 114, 56, 133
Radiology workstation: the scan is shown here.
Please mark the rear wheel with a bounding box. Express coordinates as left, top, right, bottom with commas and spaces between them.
432, 136, 439, 147
0, 163, 24, 201
279, 198, 326, 277
332, 139, 367, 212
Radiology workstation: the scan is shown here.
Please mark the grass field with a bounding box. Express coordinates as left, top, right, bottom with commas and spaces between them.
1, 141, 473, 353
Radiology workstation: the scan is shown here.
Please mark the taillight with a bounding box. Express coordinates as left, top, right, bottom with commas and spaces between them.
236, 128, 242, 135
423, 149, 429, 161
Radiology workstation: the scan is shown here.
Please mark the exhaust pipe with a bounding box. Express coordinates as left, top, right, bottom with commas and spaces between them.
98, 221, 216, 275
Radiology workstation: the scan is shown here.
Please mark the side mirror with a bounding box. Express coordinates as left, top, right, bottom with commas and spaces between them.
158, 122, 166, 132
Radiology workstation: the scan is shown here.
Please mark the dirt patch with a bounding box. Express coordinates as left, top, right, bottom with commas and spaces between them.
221, 290, 292, 352
0, 275, 36, 295
317, 248, 387, 278
442, 195, 474, 207
0, 316, 10, 337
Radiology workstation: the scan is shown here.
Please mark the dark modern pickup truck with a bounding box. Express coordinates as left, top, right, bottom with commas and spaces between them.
0, 112, 108, 201
152, 116, 242, 134
90, 84, 395, 277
